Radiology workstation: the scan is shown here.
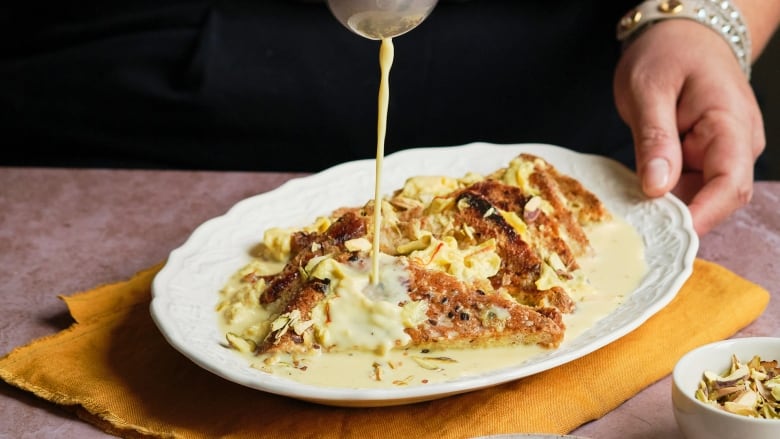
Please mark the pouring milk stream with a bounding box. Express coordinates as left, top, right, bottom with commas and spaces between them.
326, 0, 439, 284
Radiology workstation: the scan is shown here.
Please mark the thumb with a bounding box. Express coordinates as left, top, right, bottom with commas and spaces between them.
627, 91, 683, 198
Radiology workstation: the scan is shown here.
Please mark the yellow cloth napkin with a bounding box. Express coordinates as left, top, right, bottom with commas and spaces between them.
0, 259, 769, 438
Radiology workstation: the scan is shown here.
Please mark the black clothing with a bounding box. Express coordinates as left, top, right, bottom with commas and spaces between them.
3, 1, 640, 172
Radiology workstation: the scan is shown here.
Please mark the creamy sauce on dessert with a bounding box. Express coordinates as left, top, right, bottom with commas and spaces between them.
218, 215, 646, 389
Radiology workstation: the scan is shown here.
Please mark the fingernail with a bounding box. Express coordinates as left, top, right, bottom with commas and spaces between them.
643, 158, 670, 192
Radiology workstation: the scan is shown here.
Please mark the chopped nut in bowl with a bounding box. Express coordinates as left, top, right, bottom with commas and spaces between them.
672, 337, 780, 439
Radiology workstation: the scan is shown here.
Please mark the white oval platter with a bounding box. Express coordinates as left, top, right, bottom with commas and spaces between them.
150, 142, 699, 407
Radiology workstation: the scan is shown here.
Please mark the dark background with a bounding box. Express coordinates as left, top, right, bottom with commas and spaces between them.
753, 31, 780, 180
1, 1, 777, 178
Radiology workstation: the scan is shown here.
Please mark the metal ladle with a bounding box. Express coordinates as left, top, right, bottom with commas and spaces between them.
327, 0, 438, 40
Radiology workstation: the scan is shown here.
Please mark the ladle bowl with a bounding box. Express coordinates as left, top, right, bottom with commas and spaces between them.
327, 0, 438, 39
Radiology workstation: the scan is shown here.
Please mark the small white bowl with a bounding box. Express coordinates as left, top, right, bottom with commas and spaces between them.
672, 337, 780, 439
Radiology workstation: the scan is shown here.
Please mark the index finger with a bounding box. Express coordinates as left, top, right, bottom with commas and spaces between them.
685, 120, 754, 235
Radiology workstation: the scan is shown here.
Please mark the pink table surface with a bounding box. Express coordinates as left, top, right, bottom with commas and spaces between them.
1, 167, 778, 438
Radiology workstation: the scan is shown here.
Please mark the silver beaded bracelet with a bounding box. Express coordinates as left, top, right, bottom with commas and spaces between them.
616, 0, 752, 78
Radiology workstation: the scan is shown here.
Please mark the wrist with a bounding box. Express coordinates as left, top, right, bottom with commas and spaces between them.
616, 0, 752, 78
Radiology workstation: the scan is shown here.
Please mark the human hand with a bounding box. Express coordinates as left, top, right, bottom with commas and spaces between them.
613, 19, 765, 235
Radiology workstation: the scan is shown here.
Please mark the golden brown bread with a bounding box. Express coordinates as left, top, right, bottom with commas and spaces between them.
404, 262, 565, 349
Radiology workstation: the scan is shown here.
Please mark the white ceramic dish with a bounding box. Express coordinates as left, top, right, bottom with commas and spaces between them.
150, 142, 698, 407
672, 337, 780, 439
